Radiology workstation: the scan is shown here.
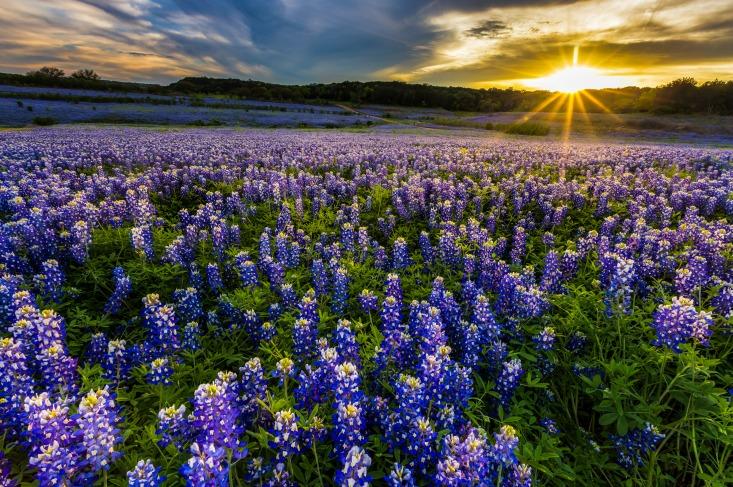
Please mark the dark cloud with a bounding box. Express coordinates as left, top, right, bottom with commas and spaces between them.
466, 20, 511, 38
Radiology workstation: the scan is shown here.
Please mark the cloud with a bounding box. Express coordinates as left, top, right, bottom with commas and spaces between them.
0, 0, 730, 86
466, 20, 511, 38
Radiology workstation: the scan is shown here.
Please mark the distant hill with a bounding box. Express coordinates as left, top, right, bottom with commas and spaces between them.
2, 71, 732, 115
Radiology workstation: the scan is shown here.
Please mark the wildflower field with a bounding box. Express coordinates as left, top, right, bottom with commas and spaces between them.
1, 128, 732, 486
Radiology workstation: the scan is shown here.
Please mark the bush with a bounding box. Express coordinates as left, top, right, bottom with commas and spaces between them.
32, 116, 57, 126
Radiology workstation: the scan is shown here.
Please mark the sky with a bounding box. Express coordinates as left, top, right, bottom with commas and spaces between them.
1, 0, 732, 88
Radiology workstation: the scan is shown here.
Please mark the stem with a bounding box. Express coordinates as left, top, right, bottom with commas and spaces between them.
313, 443, 325, 487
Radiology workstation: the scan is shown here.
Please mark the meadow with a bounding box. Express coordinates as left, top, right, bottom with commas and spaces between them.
0, 127, 732, 486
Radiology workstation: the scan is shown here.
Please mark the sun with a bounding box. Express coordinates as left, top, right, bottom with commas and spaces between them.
531, 65, 611, 93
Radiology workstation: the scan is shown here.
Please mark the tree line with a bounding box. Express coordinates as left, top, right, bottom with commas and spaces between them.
2, 67, 732, 115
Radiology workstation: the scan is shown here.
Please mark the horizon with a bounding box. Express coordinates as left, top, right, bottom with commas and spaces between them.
2, 1, 732, 91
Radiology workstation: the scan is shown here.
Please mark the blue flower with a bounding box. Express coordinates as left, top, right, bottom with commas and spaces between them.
127, 459, 165, 486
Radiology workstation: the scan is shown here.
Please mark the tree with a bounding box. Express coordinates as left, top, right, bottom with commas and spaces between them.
70, 69, 100, 80
27, 66, 65, 78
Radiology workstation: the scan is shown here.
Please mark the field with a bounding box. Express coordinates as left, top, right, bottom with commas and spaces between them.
1, 127, 732, 486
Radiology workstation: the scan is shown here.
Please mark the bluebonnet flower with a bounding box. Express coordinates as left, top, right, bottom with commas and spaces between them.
180, 442, 229, 487
332, 267, 349, 315
333, 401, 367, 460
611, 423, 664, 469
0, 451, 17, 487
335, 319, 360, 364
650, 297, 712, 352
380, 296, 401, 336
192, 372, 247, 457
496, 359, 524, 409
244, 456, 269, 483
675, 256, 709, 297
312, 259, 329, 297
36, 259, 64, 302
334, 446, 371, 487
77, 386, 122, 473
270, 409, 301, 462
239, 357, 267, 422
127, 459, 165, 486
387, 463, 415, 487
539, 418, 559, 435
491, 425, 519, 466
567, 331, 587, 354
142, 295, 179, 358
131, 224, 154, 260
279, 283, 297, 309
260, 320, 276, 342
71, 220, 91, 264
86, 332, 108, 365
183, 322, 202, 351
392, 237, 411, 269
174, 287, 204, 324
259, 229, 272, 258
298, 290, 319, 325
473, 294, 500, 341
236, 254, 258, 287
358, 289, 378, 313
540, 250, 562, 294
274, 357, 296, 385
157, 404, 190, 449
461, 322, 481, 370
103, 339, 131, 384
418, 231, 433, 265
341, 223, 355, 253
385, 273, 403, 304
511, 226, 527, 265
600, 252, 636, 316
405, 417, 437, 475
293, 318, 318, 361
104, 266, 131, 314
506, 464, 533, 487
533, 327, 556, 352
207, 263, 224, 293
147, 357, 174, 385
29, 439, 79, 487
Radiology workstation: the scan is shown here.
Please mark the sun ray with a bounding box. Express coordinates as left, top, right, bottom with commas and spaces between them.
581, 90, 624, 123
562, 93, 575, 143
516, 92, 563, 124
573, 90, 596, 137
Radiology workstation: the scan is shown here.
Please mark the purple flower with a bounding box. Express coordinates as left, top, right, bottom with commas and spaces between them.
611, 423, 664, 469
131, 225, 154, 260
182, 322, 202, 351
191, 372, 246, 457
533, 327, 556, 352
332, 267, 349, 315
496, 359, 524, 409
77, 386, 122, 472
334, 445, 371, 487
174, 287, 204, 324
650, 297, 712, 352
235, 253, 259, 287
387, 463, 415, 487
147, 357, 174, 385
127, 459, 165, 486
180, 442, 229, 487
270, 409, 301, 461
358, 289, 378, 313
206, 263, 224, 293
392, 237, 411, 269
104, 267, 131, 314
